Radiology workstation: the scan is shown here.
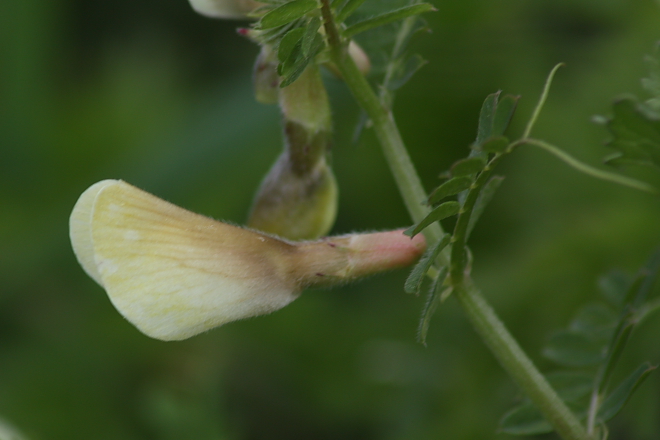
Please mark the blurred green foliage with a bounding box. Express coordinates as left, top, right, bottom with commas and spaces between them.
1, 0, 660, 439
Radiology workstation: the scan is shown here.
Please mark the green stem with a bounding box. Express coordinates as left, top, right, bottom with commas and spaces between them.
320, 0, 444, 249
447, 150, 589, 439
319, 3, 590, 438
455, 281, 590, 440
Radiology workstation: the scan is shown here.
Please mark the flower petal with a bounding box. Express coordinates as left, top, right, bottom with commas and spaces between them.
70, 179, 117, 286
77, 180, 300, 341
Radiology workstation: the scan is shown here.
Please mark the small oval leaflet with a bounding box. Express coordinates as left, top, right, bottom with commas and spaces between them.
278, 27, 305, 63
301, 17, 322, 56
427, 176, 473, 205
404, 201, 460, 238
260, 0, 318, 30
492, 94, 519, 137
450, 156, 487, 177
475, 136, 509, 154
278, 32, 324, 87
476, 91, 499, 145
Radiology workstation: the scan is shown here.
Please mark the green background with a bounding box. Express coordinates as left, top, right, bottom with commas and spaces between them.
1, 0, 660, 438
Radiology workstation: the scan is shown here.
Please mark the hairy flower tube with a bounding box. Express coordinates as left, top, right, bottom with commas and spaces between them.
70, 180, 426, 341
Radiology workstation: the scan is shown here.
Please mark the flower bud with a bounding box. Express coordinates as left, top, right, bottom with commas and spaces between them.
348, 40, 371, 75
277, 63, 331, 134
248, 63, 337, 240
188, 0, 263, 19
247, 151, 338, 241
70, 180, 426, 341
252, 44, 280, 104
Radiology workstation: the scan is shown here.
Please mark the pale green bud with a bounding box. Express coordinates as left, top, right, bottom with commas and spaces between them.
277, 62, 331, 134
253, 44, 280, 104
248, 63, 337, 240
247, 149, 338, 241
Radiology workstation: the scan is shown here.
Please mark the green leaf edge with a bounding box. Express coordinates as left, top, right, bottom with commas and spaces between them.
404, 201, 460, 237
427, 176, 474, 205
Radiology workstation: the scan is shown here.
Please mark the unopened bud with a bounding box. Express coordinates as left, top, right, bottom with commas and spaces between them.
70, 180, 426, 341
248, 63, 337, 240
188, 0, 263, 19
323, 40, 371, 78
253, 45, 280, 104
277, 63, 331, 134
247, 151, 338, 240
348, 40, 371, 75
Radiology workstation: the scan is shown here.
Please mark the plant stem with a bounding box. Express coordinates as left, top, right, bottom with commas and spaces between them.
320, 0, 444, 251
455, 281, 590, 440
446, 152, 589, 439
319, 2, 591, 438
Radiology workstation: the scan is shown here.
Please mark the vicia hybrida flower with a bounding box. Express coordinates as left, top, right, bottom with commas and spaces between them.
70, 180, 426, 341
69, 1, 396, 341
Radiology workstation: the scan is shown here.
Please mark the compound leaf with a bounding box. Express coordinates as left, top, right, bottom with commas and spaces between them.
603, 96, 660, 168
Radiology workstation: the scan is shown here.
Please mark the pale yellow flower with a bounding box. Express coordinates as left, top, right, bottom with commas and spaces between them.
70, 180, 425, 341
